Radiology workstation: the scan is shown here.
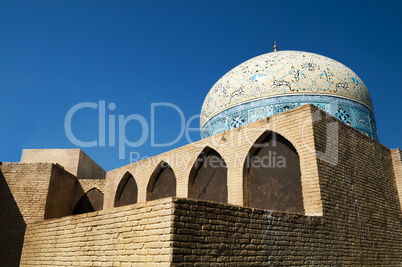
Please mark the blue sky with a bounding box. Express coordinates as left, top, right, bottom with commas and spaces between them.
1, 0, 401, 171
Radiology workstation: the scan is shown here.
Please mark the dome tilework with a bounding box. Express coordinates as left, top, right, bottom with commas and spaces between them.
200, 51, 378, 141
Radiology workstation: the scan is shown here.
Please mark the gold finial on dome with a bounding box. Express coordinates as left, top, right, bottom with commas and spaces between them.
273, 40, 278, 52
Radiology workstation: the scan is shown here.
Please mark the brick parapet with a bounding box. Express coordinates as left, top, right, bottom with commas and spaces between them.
20, 198, 175, 266
391, 148, 402, 209
172, 198, 325, 265
20, 196, 402, 266
171, 197, 402, 266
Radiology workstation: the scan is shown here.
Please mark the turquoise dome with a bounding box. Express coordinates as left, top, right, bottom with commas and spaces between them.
200, 50, 378, 140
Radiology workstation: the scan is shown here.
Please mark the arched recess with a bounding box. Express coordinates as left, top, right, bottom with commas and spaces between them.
73, 188, 104, 215
243, 131, 304, 214
114, 172, 138, 207
188, 147, 228, 204
147, 161, 176, 201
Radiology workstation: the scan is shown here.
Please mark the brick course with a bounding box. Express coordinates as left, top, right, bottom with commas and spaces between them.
78, 178, 105, 194
20, 195, 402, 266
391, 148, 402, 209
0, 162, 53, 224
20, 198, 174, 266
172, 196, 401, 266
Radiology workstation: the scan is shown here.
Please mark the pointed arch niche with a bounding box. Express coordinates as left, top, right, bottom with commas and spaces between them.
114, 172, 138, 207
147, 161, 176, 201
243, 131, 304, 214
188, 147, 228, 204
73, 188, 104, 215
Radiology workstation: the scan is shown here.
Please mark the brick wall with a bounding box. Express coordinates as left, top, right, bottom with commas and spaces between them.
78, 178, 105, 194
20, 195, 402, 266
0, 162, 53, 224
391, 148, 402, 209
0, 162, 89, 265
313, 108, 402, 264
0, 165, 26, 266
105, 104, 323, 215
171, 196, 402, 266
0, 162, 89, 222
172, 199, 324, 265
45, 164, 86, 220
169, 107, 402, 265
77, 149, 106, 179
20, 198, 174, 266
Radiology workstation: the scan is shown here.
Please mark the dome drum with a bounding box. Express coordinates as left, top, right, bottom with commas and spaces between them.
200, 94, 378, 140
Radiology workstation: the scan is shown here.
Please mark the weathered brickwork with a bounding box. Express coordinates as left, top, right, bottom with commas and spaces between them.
78, 178, 105, 194
45, 164, 86, 220
0, 162, 93, 265
0, 164, 27, 266
311, 108, 402, 265
20, 193, 402, 266
0, 162, 53, 224
20, 198, 174, 266
172, 199, 325, 266
391, 148, 402, 209
105, 105, 323, 215
172, 194, 402, 266
0, 162, 90, 223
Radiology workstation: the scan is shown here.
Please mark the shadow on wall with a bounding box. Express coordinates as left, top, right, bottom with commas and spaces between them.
44, 165, 88, 220
73, 188, 104, 215
188, 147, 228, 204
243, 131, 304, 214
147, 161, 176, 201
0, 169, 26, 267
69, 130, 303, 216
115, 172, 138, 207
